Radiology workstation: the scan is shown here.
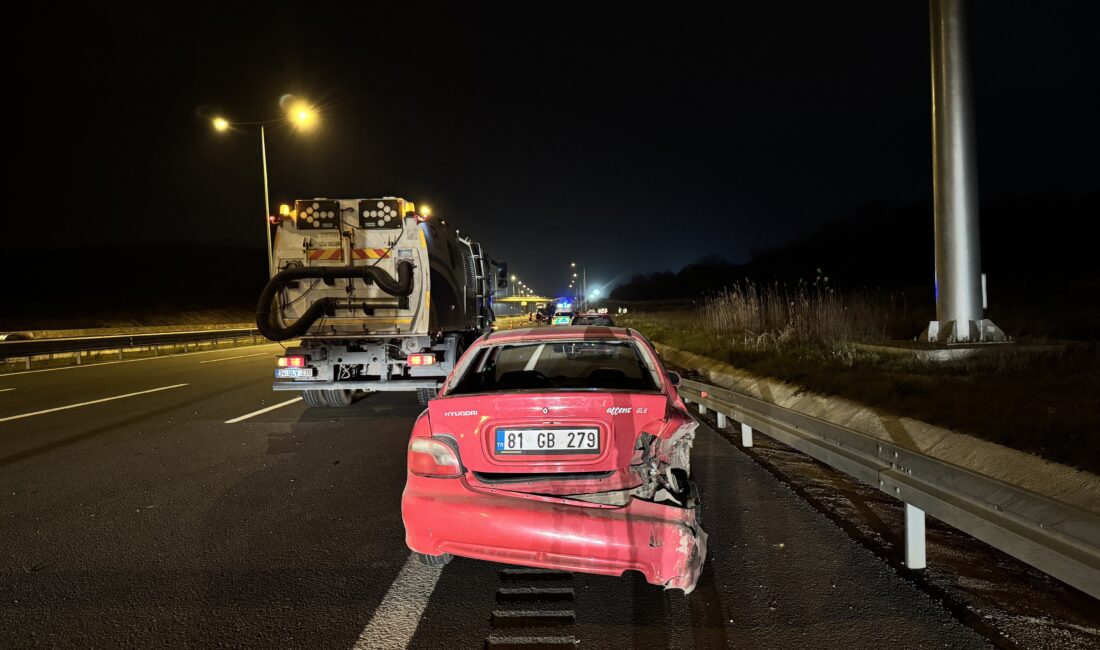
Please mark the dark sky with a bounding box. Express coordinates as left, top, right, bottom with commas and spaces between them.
12, 1, 1099, 298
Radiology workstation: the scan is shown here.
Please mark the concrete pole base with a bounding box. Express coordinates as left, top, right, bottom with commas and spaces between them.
919, 318, 1007, 344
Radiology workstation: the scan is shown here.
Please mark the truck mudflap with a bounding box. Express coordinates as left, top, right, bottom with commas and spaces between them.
403, 476, 709, 593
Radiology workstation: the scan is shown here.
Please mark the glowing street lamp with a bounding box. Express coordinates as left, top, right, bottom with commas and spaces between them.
211, 96, 320, 275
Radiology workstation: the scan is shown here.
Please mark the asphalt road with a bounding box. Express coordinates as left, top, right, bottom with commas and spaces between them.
0, 345, 991, 648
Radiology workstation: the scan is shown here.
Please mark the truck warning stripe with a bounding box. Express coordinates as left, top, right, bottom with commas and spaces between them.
306, 248, 392, 261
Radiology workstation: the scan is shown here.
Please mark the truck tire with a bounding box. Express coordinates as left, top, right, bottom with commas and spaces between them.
302, 390, 329, 408
416, 387, 438, 406
414, 552, 453, 567
324, 389, 355, 408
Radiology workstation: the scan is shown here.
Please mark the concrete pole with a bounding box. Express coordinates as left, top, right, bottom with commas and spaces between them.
922, 0, 1005, 344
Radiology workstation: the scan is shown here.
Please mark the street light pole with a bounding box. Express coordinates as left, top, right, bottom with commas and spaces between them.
212, 97, 317, 280
260, 124, 273, 277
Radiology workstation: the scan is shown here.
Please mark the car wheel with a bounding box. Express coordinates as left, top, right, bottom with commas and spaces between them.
414, 552, 452, 567
302, 390, 328, 408
324, 389, 355, 408
416, 387, 438, 406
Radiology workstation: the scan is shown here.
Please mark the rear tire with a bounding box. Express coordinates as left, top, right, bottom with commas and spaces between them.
414, 552, 452, 567
416, 387, 438, 406
324, 389, 355, 408
302, 390, 329, 408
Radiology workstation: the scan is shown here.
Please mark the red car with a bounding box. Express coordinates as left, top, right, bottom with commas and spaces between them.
402, 326, 707, 592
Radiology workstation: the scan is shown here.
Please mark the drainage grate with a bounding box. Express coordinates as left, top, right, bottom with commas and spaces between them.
488, 570, 579, 648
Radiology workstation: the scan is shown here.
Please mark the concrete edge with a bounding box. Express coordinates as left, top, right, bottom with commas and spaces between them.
4, 323, 256, 340
654, 342, 1100, 514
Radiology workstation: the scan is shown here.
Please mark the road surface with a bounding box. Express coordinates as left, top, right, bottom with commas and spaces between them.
0, 345, 991, 648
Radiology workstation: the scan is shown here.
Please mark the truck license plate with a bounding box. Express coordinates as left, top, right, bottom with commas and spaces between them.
495, 428, 599, 455
275, 368, 315, 379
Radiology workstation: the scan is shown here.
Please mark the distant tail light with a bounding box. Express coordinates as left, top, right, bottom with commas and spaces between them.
407, 353, 436, 366
408, 437, 463, 478
277, 356, 306, 368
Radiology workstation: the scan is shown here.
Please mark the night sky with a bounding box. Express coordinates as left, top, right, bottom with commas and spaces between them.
12, 1, 1099, 298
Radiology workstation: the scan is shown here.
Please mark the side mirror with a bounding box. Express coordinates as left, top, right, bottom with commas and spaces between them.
667, 371, 682, 387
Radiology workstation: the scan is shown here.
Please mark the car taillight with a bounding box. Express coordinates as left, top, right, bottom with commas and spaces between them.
408, 437, 463, 478
407, 353, 436, 366
277, 356, 306, 368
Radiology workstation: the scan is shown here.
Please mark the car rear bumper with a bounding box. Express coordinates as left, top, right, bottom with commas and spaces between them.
402, 475, 707, 593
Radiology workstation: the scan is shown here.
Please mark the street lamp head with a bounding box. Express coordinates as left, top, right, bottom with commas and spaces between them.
212, 117, 230, 132
288, 101, 318, 130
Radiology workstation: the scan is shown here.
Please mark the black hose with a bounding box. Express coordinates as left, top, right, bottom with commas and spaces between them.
256, 261, 415, 341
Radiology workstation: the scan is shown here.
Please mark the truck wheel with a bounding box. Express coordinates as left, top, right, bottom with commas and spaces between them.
324, 389, 355, 408
416, 387, 438, 405
414, 552, 452, 567
302, 390, 329, 408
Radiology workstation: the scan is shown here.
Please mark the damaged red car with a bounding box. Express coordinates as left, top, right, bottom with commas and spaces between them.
401, 326, 707, 592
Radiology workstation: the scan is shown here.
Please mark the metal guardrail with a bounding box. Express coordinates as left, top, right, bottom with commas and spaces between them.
0, 328, 262, 364
678, 378, 1100, 599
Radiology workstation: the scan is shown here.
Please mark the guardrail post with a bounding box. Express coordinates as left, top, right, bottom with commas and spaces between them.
905, 503, 927, 569
741, 422, 753, 448
698, 402, 706, 415
25, 357, 31, 370
716, 412, 727, 429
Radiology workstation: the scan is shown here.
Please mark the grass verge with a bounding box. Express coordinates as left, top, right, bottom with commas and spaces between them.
621, 293, 1100, 475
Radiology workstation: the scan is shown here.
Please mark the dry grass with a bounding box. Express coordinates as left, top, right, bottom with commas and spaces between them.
698, 276, 913, 350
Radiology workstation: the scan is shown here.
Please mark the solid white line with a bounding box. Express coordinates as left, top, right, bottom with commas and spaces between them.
198, 352, 269, 364
1, 343, 283, 377
0, 388, 15, 393
353, 555, 445, 650
0, 384, 189, 423
224, 398, 303, 424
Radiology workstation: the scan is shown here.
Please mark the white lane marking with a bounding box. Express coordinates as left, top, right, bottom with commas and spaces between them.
0, 388, 15, 393
353, 555, 444, 650
198, 352, 269, 364
1, 343, 283, 377
0, 384, 189, 423
224, 398, 303, 424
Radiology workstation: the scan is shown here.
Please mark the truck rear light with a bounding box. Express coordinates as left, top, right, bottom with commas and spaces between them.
277, 356, 306, 368
407, 353, 436, 366
408, 437, 463, 478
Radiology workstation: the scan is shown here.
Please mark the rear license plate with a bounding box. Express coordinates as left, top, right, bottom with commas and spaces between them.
495, 428, 600, 455
275, 368, 315, 379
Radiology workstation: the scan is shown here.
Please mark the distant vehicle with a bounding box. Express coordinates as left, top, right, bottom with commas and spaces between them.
401, 325, 706, 592
571, 312, 615, 326
257, 196, 507, 407
551, 310, 575, 326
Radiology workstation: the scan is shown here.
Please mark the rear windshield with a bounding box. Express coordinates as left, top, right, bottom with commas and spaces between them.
572, 316, 614, 326
448, 340, 660, 394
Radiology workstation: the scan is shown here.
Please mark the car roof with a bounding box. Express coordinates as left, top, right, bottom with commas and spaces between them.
485, 325, 636, 344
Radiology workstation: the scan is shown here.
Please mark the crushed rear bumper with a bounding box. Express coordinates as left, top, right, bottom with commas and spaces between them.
403, 476, 707, 593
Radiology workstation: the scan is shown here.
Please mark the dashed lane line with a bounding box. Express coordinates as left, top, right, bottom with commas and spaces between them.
198, 352, 270, 364
224, 398, 303, 424
0, 388, 14, 393
353, 554, 444, 650
0, 384, 189, 423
